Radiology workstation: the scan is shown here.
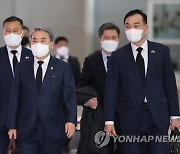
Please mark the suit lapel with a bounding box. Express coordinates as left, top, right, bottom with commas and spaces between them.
146, 41, 157, 82
96, 51, 106, 77
40, 56, 57, 92
20, 47, 31, 61
2, 46, 13, 77
27, 59, 38, 93
124, 43, 143, 85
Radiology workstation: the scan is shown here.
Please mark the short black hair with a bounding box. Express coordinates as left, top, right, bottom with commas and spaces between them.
3, 16, 23, 27
124, 9, 147, 24
23, 26, 29, 32
55, 36, 69, 45
98, 23, 120, 38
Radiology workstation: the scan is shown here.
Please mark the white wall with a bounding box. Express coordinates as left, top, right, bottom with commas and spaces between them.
0, 0, 94, 64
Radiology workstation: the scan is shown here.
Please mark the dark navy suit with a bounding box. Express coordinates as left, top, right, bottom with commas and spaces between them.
7, 56, 77, 154
104, 41, 180, 154
0, 46, 32, 154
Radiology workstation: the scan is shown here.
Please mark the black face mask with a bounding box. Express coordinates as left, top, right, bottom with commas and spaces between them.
21, 37, 30, 46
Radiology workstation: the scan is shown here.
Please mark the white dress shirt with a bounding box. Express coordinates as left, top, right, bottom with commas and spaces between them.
105, 40, 179, 125
101, 50, 110, 73
7, 45, 22, 75
56, 54, 69, 63
34, 54, 50, 81
131, 40, 148, 103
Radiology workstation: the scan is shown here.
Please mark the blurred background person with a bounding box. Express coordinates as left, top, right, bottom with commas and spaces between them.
55, 36, 81, 86
21, 25, 30, 49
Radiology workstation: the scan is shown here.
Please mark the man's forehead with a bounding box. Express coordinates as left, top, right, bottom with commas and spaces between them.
125, 14, 144, 23
103, 29, 118, 35
32, 31, 49, 38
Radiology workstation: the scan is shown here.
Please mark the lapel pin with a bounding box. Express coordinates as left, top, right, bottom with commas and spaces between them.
151, 50, 156, 54
25, 56, 29, 59
50, 67, 54, 70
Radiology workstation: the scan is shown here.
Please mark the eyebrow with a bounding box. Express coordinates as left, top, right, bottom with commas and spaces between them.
134, 22, 140, 25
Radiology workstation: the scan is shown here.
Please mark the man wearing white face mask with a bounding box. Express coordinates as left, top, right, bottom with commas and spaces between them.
7, 27, 77, 154
54, 36, 81, 86
104, 9, 180, 154
0, 16, 32, 154
77, 23, 121, 154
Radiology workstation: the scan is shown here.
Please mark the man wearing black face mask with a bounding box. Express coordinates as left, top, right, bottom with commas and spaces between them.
21, 26, 30, 49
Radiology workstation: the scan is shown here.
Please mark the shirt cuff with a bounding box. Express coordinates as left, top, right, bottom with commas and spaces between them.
105, 121, 114, 125
171, 116, 180, 119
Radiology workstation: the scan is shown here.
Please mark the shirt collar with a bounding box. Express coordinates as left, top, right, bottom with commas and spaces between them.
55, 54, 69, 61
7, 45, 22, 55
34, 54, 50, 66
101, 50, 110, 61
131, 40, 148, 53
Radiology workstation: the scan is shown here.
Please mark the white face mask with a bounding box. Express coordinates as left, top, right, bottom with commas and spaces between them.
4, 32, 23, 47
31, 43, 50, 58
125, 29, 145, 43
56, 46, 69, 57
101, 40, 119, 52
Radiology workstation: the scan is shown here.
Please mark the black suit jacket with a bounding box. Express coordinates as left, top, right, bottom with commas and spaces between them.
68, 56, 81, 86
0, 46, 33, 129
78, 50, 106, 108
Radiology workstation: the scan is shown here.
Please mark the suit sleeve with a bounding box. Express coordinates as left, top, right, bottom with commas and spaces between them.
163, 46, 180, 116
62, 63, 77, 125
104, 52, 119, 121
77, 57, 91, 88
7, 63, 21, 129
74, 58, 81, 86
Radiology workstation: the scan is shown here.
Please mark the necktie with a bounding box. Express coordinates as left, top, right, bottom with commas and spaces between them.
107, 56, 111, 72
136, 47, 145, 82
36, 61, 44, 91
10, 50, 18, 74
60, 56, 64, 61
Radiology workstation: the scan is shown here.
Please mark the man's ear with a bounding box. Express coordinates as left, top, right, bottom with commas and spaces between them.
21, 30, 24, 38
98, 37, 102, 43
145, 24, 148, 32
49, 42, 54, 50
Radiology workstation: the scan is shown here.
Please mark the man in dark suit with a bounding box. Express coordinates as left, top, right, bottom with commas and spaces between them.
54, 36, 81, 86
78, 23, 120, 154
0, 16, 32, 154
104, 9, 180, 154
8, 27, 77, 154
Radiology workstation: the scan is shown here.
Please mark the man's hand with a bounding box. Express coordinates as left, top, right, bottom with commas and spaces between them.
104, 124, 117, 136
8, 129, 17, 139
86, 97, 98, 109
170, 119, 180, 130
65, 122, 75, 138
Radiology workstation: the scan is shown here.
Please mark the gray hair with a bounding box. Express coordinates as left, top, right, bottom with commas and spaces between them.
30, 27, 54, 41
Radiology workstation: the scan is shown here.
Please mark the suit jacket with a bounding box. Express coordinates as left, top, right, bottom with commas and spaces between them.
7, 56, 77, 140
104, 41, 180, 133
78, 50, 107, 108
68, 56, 81, 86
0, 46, 32, 129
